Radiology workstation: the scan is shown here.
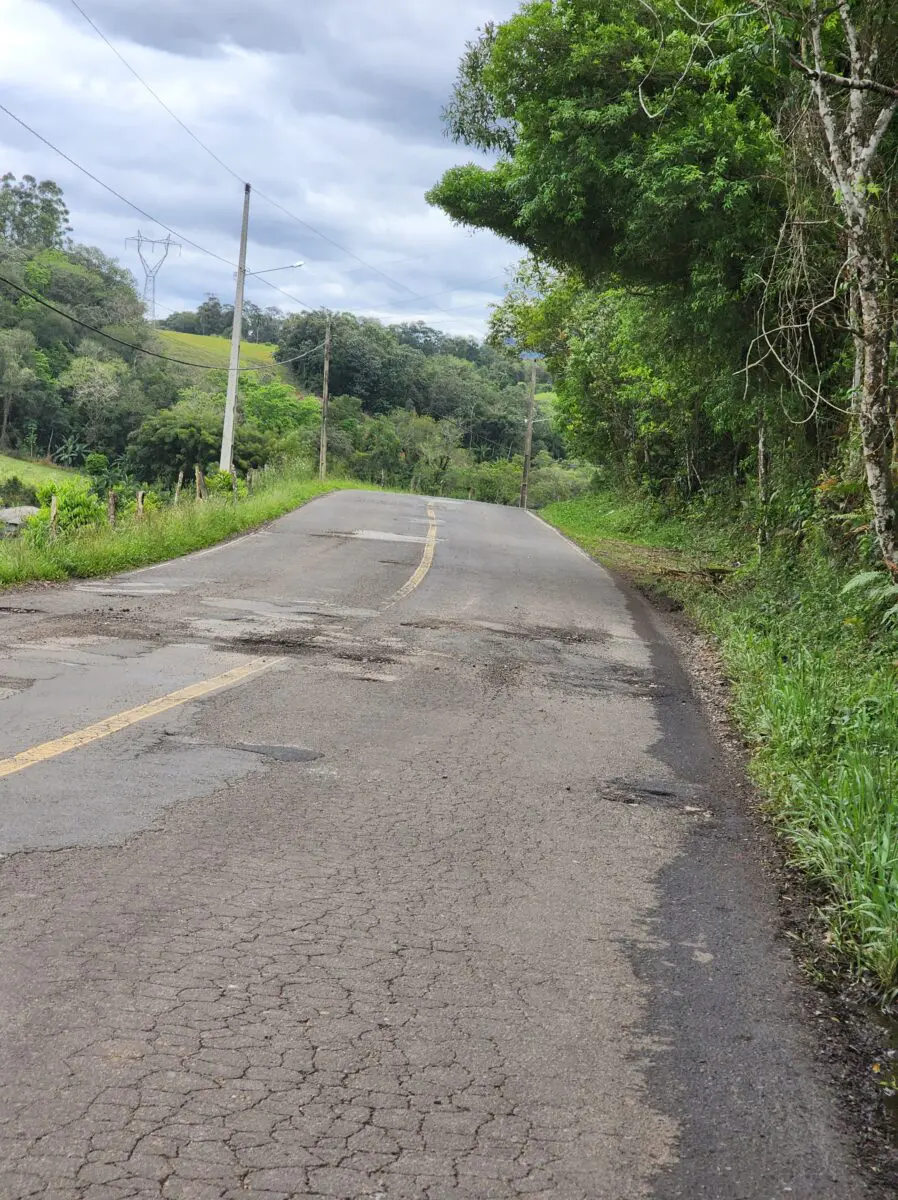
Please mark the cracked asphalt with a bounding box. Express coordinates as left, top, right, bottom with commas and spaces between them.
0, 491, 873, 1198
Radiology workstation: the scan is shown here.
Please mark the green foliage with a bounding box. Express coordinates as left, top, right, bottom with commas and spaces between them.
26, 477, 105, 543
205, 469, 248, 500
240, 375, 319, 434
545, 493, 898, 1001
429, 0, 780, 292
275, 309, 551, 459
0, 475, 37, 507
0, 470, 365, 587
128, 403, 221, 486
0, 174, 71, 250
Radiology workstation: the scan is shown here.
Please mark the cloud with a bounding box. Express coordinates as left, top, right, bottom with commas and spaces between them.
1, 0, 522, 335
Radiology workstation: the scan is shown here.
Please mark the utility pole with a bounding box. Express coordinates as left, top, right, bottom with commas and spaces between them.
318, 314, 332, 481
220, 182, 251, 472
519, 357, 537, 510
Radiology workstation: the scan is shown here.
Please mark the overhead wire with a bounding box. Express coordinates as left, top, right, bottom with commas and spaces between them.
62, 0, 499, 330
0, 272, 325, 371
67, 0, 247, 187
0, 100, 322, 312
0, 102, 235, 267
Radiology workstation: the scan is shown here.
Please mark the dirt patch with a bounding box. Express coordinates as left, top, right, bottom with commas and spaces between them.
402, 616, 607, 645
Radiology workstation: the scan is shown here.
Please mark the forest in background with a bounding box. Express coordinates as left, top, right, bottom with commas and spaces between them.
0, 172, 587, 512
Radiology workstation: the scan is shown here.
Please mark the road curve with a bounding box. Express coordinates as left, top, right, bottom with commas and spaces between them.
0, 491, 869, 1198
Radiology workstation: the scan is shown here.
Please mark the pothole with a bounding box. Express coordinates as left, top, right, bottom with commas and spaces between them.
232, 744, 323, 763
599, 780, 682, 808
0, 676, 34, 691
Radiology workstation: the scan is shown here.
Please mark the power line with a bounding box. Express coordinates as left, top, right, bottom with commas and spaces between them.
0, 272, 325, 371
62, 0, 493, 330
252, 188, 485, 327
67, 0, 246, 187
0, 99, 318, 317
377, 275, 505, 309
0, 102, 235, 267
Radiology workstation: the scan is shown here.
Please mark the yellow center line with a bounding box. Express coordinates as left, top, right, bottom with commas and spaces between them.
0, 657, 284, 780
386, 503, 438, 607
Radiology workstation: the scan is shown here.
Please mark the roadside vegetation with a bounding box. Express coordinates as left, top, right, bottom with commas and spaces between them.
428, 3, 898, 1008
0, 465, 358, 586
546, 493, 898, 1001
0, 452, 79, 494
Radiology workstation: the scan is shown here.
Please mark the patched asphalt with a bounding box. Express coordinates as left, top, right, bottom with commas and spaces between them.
0, 491, 874, 1198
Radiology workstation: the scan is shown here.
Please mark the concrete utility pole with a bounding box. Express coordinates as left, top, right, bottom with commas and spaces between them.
318, 315, 332, 481
519, 358, 537, 510
220, 183, 251, 472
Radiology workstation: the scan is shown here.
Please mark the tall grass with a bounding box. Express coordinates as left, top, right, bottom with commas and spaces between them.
545, 493, 898, 1004
0, 468, 363, 587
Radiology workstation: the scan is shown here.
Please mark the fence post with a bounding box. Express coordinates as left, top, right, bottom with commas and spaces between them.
107, 490, 117, 527
136, 490, 146, 519
195, 465, 207, 501
229, 465, 239, 501
49, 494, 58, 540
173, 469, 184, 506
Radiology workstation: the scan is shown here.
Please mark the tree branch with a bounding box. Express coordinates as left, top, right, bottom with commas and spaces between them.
789, 55, 898, 100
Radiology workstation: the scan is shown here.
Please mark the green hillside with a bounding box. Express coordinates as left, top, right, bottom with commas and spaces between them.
157, 331, 279, 370
0, 454, 82, 489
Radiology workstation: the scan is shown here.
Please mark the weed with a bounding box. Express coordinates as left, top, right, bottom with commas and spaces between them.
544, 493, 898, 1004
0, 468, 367, 587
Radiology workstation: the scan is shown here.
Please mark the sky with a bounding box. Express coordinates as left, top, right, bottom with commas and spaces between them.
0, 0, 522, 338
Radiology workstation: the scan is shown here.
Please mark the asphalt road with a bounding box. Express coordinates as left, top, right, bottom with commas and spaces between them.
0, 491, 871, 1199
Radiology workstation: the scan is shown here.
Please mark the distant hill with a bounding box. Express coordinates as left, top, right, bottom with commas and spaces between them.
157, 331, 279, 371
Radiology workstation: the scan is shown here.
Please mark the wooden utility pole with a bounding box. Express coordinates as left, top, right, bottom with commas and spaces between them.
318, 315, 332, 481
519, 358, 537, 510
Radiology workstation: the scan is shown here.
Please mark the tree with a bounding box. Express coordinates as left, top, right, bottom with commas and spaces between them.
0, 328, 37, 448
239, 375, 319, 434
0, 174, 71, 249
428, 1, 780, 291
743, 0, 898, 567
59, 355, 128, 448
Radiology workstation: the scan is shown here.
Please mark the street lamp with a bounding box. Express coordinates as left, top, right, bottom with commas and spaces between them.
245, 261, 305, 277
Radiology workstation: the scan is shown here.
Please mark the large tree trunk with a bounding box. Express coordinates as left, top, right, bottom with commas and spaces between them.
854, 247, 898, 568
0, 391, 10, 449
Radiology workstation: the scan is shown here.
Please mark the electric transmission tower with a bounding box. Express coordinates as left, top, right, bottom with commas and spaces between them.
127, 231, 181, 322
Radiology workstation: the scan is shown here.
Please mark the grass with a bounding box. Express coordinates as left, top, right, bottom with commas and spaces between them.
0, 453, 81, 489
157, 331, 279, 371
0, 470, 365, 587
544, 491, 898, 1006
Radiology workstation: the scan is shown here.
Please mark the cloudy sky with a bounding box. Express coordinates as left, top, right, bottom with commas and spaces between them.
0, 0, 521, 337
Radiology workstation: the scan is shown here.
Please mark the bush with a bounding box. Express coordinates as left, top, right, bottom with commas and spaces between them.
205, 469, 248, 500
0, 475, 38, 507
25, 478, 105, 544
